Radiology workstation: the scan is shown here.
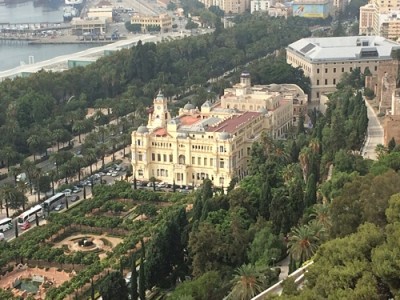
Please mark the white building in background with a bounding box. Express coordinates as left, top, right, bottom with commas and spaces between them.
287, 36, 400, 105
250, 0, 272, 13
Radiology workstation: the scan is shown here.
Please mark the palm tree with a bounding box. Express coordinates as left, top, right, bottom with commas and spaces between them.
27, 134, 41, 161
299, 147, 311, 183
281, 163, 301, 185
0, 145, 18, 171
72, 120, 86, 143
97, 126, 108, 143
52, 129, 65, 151
227, 264, 266, 300
16, 181, 29, 210
47, 169, 57, 195
310, 203, 331, 231
0, 184, 25, 217
71, 156, 85, 182
9, 166, 22, 184
96, 143, 108, 168
84, 149, 98, 175
288, 224, 320, 264
21, 159, 36, 195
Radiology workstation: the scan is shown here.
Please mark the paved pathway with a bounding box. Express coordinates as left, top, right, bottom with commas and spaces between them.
362, 98, 384, 160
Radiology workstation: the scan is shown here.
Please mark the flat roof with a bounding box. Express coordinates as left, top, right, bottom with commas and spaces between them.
287, 36, 400, 62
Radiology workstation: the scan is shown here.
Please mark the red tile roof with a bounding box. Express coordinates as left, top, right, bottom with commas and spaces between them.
153, 128, 168, 137
180, 115, 201, 125
207, 112, 261, 133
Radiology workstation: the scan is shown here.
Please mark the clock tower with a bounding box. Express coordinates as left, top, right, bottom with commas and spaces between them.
148, 91, 171, 129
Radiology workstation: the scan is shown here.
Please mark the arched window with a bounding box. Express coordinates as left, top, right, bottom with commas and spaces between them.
178, 155, 185, 165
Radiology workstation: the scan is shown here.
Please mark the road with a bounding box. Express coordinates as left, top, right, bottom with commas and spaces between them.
362, 98, 384, 160
1, 163, 131, 242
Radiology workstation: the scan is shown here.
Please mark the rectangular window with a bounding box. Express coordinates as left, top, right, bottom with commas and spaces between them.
316, 92, 320, 98
152, 153, 155, 161
325, 68, 328, 73
163, 154, 167, 162
157, 154, 161, 161
333, 68, 336, 73
333, 79, 336, 84
169, 154, 173, 162
219, 159, 224, 168
350, 67, 353, 72
137, 139, 141, 146
204, 158, 207, 166
198, 157, 201, 165
138, 153, 143, 161
210, 158, 214, 167
317, 79, 320, 85
317, 68, 320, 74
325, 79, 328, 85
375, 66, 378, 71
192, 157, 195, 164
342, 67, 344, 72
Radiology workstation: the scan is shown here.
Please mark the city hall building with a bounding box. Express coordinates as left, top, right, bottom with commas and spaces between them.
131, 73, 306, 187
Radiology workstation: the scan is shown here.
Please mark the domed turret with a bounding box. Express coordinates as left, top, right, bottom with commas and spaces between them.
258, 107, 268, 114
219, 132, 230, 140
269, 84, 281, 92
137, 125, 149, 134
177, 132, 189, 139
202, 100, 211, 108
168, 117, 181, 125
184, 102, 195, 110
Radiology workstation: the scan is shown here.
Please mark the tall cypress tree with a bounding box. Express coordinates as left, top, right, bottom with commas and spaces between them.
139, 254, 146, 300
130, 254, 139, 300
304, 173, 317, 208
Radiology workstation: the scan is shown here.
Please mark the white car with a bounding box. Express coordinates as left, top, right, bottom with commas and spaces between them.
55, 204, 64, 211
63, 189, 72, 196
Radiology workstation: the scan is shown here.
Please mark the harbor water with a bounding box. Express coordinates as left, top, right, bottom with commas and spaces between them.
0, 0, 95, 71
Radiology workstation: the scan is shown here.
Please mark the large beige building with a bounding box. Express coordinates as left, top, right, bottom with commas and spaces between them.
359, 3, 375, 35
130, 73, 302, 187
131, 14, 172, 33
286, 36, 400, 105
199, 0, 250, 14
360, 0, 400, 40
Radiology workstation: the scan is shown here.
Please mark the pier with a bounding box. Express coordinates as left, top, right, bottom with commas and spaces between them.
0, 22, 71, 33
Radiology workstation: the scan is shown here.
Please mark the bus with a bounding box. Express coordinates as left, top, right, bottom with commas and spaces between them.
42, 193, 65, 211
0, 218, 12, 232
17, 205, 43, 226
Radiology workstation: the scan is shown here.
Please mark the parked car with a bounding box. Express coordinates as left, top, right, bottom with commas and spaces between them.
20, 222, 31, 230
70, 195, 80, 202
63, 189, 72, 196
55, 204, 64, 211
